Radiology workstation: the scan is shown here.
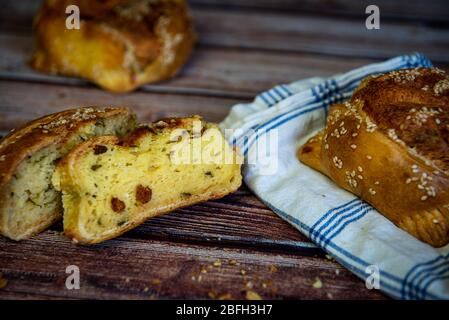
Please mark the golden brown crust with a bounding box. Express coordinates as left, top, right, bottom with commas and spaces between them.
64, 181, 240, 245
0, 107, 136, 241
56, 116, 242, 244
31, 0, 196, 92
298, 68, 449, 247
0, 107, 134, 190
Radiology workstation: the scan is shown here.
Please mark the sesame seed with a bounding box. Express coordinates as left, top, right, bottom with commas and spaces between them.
374, 181, 380, 185
433, 219, 439, 224
406, 178, 412, 184
433, 79, 449, 96
0, 155, 5, 161
357, 166, 363, 172
421, 195, 428, 201
333, 156, 343, 169
358, 175, 363, 180
366, 155, 372, 160
350, 144, 357, 149
368, 188, 376, 195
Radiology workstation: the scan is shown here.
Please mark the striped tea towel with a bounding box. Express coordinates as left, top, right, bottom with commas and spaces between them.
220, 53, 449, 300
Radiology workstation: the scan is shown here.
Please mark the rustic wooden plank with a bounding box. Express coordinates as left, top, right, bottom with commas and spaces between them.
48, 186, 317, 252
2, 0, 449, 28
2, 33, 447, 99
0, 80, 318, 252
0, 232, 386, 299
0, 32, 380, 97
190, 0, 449, 23
0, 80, 245, 130
1, 2, 448, 63
192, 8, 449, 63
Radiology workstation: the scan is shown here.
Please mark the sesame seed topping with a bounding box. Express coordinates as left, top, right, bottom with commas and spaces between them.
421, 195, 428, 201
0, 155, 5, 161
389, 68, 422, 84
357, 166, 363, 172
332, 156, 343, 169
345, 171, 358, 188
366, 155, 372, 160
433, 79, 449, 96
368, 188, 376, 195
37, 107, 100, 132
365, 117, 377, 133
350, 144, 357, 149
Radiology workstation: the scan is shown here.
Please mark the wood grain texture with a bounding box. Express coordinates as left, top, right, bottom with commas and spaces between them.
0, 32, 379, 97
77, 186, 318, 252
0, 232, 385, 300
2, 0, 444, 300
192, 8, 449, 62
190, 0, 449, 23
1, 1, 448, 62
0, 80, 245, 130
1, 33, 447, 99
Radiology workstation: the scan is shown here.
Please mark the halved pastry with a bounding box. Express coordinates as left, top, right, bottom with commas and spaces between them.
0, 107, 137, 240
298, 68, 449, 247
31, 0, 196, 92
52, 116, 242, 244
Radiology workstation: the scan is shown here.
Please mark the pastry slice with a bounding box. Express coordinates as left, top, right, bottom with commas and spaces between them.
0, 107, 137, 240
298, 68, 449, 247
52, 116, 242, 244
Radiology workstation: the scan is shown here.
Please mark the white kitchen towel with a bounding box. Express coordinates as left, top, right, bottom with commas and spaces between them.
220, 53, 449, 300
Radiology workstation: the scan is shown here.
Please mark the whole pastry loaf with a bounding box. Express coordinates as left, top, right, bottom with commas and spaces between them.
52, 116, 242, 244
298, 68, 449, 247
31, 0, 195, 92
0, 107, 137, 240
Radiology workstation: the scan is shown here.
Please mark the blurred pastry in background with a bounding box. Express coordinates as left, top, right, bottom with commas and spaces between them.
31, 0, 196, 92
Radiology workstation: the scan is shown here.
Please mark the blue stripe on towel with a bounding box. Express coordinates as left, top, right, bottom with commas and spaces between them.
238, 54, 431, 154
236, 52, 447, 299
402, 252, 449, 299
260, 197, 443, 300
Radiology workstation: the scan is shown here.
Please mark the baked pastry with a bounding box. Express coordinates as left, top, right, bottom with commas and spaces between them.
298, 68, 449, 247
0, 107, 137, 241
52, 116, 242, 244
31, 0, 195, 92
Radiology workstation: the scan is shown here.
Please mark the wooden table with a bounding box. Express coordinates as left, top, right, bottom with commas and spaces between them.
0, 0, 448, 300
